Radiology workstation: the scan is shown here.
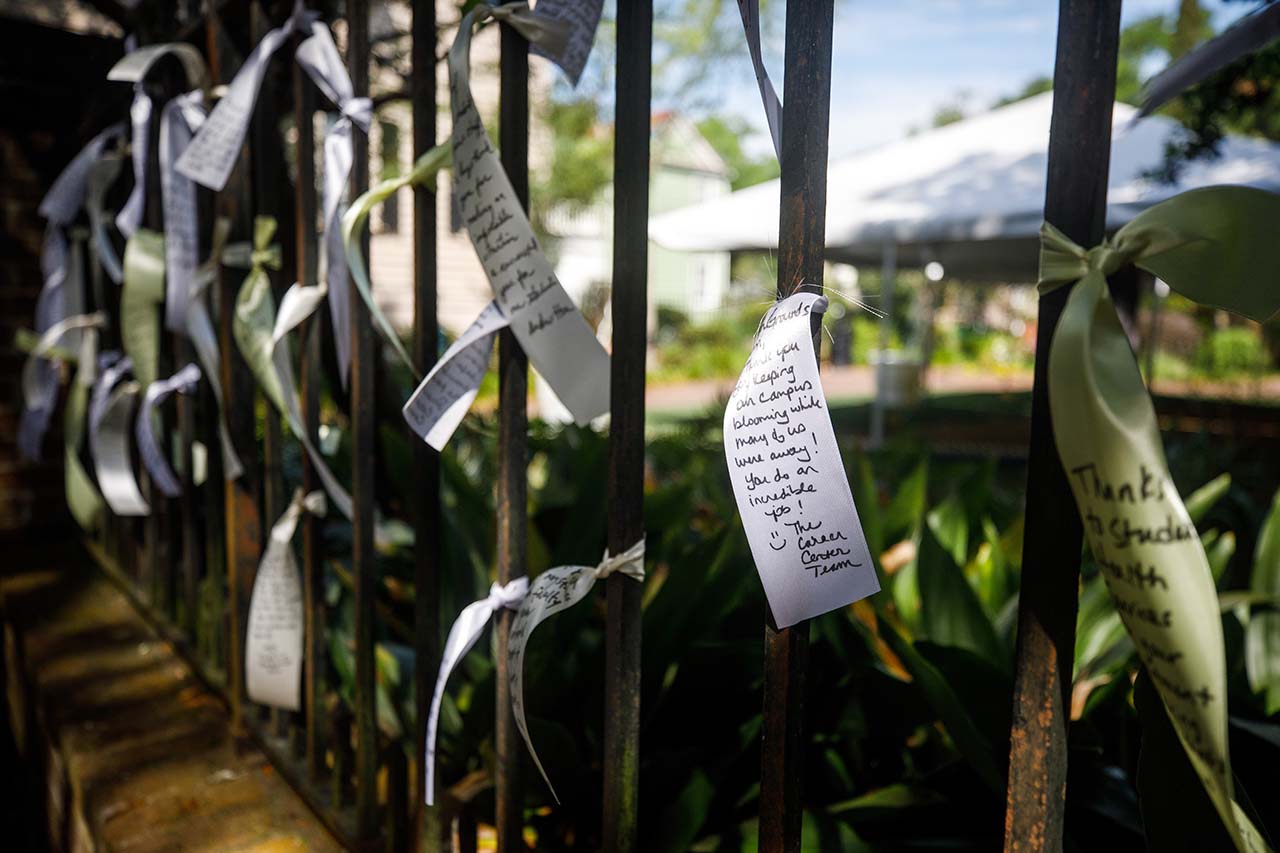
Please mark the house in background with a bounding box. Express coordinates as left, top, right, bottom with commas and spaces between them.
545, 112, 733, 332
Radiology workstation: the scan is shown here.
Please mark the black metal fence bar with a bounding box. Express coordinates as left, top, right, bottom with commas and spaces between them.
292, 41, 328, 783
495, 20, 530, 853
1003, 3, 1122, 851
216, 0, 266, 740
410, 0, 442, 847
760, 1, 835, 850
345, 0, 381, 840
603, 2, 652, 850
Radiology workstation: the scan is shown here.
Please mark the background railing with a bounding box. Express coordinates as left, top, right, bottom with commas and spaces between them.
53, 1, 1154, 851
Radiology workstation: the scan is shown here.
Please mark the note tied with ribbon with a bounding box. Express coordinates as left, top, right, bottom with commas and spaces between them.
449, 5, 609, 426
724, 292, 878, 628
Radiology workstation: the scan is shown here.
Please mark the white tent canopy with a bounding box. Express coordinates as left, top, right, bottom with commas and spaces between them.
648, 92, 1280, 281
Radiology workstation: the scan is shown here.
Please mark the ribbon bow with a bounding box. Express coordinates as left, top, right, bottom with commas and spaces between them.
507, 539, 646, 802
1042, 185, 1280, 853
234, 217, 355, 522
251, 216, 283, 272
424, 575, 530, 806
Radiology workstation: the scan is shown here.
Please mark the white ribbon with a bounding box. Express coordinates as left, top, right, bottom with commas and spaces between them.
175, 0, 319, 191
90, 380, 150, 517
116, 87, 152, 239
294, 21, 371, 387
507, 539, 645, 802
19, 125, 125, 460
735, 0, 782, 161
160, 90, 208, 333
448, 4, 610, 427
135, 363, 202, 498
177, 0, 368, 386
246, 488, 327, 710
89, 353, 134, 444
402, 300, 510, 450
424, 576, 529, 806
20, 312, 107, 425
85, 150, 127, 285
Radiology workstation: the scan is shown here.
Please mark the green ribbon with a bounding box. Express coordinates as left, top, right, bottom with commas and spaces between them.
232, 216, 288, 413
1042, 185, 1280, 853
121, 228, 167, 390
341, 142, 452, 377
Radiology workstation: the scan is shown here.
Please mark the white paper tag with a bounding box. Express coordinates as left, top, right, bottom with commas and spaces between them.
245, 490, 324, 710
402, 300, 509, 450
723, 292, 878, 628
449, 7, 610, 426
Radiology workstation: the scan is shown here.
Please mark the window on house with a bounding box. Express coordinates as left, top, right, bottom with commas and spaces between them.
379, 119, 400, 233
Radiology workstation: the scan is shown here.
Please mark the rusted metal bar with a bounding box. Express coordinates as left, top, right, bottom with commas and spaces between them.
760, 1, 834, 851
411, 0, 442, 845
602, 2, 652, 850
213, 0, 264, 737
292, 40, 328, 779
495, 19, 529, 853
346, 0, 380, 839
250, 0, 291, 738
1003, 3, 1121, 852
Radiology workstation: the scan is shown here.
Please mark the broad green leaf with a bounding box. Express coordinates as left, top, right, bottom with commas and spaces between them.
650, 771, 714, 853
876, 617, 1003, 793
885, 461, 927, 542
916, 518, 1005, 667
1186, 472, 1231, 524
926, 495, 969, 568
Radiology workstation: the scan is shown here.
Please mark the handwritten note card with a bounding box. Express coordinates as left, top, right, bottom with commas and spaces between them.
530, 0, 604, 86
724, 292, 878, 628
245, 493, 320, 711
449, 9, 610, 426
403, 300, 510, 450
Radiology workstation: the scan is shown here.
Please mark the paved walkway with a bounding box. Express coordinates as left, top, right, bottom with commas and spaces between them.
645, 365, 1034, 414
1, 543, 340, 852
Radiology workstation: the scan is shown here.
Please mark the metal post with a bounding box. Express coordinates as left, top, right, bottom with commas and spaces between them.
292, 44, 328, 777
603, 2, 652, 850
1003, 3, 1121, 851
871, 240, 896, 447
215, 0, 265, 738
495, 20, 529, 853
760, 1, 834, 851
411, 0, 443, 847
346, 0, 380, 839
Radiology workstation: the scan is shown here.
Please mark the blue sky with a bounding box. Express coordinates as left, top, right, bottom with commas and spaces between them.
704, 0, 1254, 158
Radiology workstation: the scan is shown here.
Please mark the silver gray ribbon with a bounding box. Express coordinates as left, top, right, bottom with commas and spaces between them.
19, 125, 125, 460
90, 380, 150, 517
116, 87, 152, 239
135, 363, 202, 498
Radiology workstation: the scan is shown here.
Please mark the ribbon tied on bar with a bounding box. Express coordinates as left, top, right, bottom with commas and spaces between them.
135, 363, 202, 498
232, 217, 353, 521
177, 0, 368, 385
19, 124, 125, 460
423, 576, 529, 806
246, 488, 327, 710
1040, 185, 1279, 853
507, 539, 645, 801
